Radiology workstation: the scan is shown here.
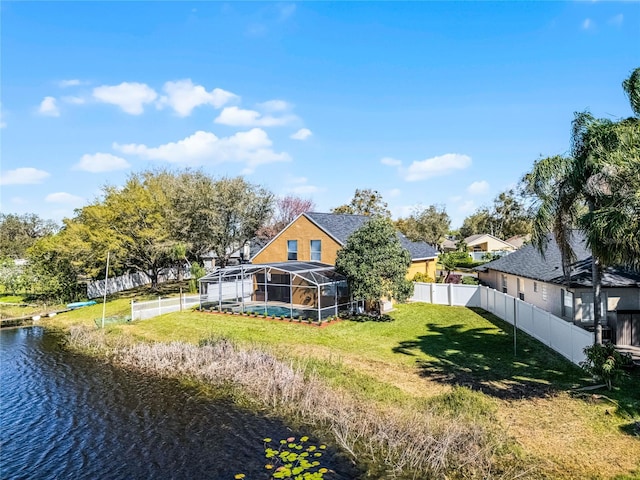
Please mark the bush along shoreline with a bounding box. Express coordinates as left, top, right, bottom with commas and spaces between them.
66, 326, 530, 479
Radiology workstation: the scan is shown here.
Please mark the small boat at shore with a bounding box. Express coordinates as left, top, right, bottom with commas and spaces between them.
66, 301, 97, 309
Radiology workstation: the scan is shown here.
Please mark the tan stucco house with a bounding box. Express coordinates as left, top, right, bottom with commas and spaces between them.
477, 233, 640, 348
251, 212, 439, 280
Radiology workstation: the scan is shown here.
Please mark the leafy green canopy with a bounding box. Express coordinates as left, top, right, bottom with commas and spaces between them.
335, 217, 413, 304
397, 204, 450, 247
331, 188, 391, 217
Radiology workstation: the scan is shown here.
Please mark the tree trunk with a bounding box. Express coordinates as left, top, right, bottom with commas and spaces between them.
150, 269, 158, 288
591, 255, 603, 345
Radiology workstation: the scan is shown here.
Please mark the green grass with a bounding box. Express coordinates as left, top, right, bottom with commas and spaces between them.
46, 300, 640, 479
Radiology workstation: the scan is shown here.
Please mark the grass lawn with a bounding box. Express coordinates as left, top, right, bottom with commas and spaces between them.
45, 300, 640, 479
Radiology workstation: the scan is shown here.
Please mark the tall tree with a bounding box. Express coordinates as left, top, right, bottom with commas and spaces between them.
398, 204, 450, 247
0, 213, 58, 259
524, 67, 640, 344
331, 188, 391, 217
171, 174, 274, 267
459, 190, 532, 240
459, 209, 492, 239
335, 217, 413, 309
258, 195, 315, 240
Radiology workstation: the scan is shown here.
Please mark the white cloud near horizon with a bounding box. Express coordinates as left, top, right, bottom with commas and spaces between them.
38, 96, 60, 116
285, 176, 321, 194
62, 96, 86, 105
215, 106, 297, 127
0, 102, 6, 128
290, 128, 312, 140
1, 167, 50, 185
380, 157, 402, 167
114, 128, 291, 173
59, 79, 87, 88
608, 14, 623, 27
467, 180, 490, 195
582, 18, 594, 30
74, 153, 131, 173
158, 79, 238, 116
400, 153, 471, 182
257, 100, 291, 112
93, 82, 158, 114
457, 200, 476, 214
45, 192, 84, 204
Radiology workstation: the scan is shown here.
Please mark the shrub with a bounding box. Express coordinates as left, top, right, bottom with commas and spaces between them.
412, 272, 435, 283
580, 343, 632, 390
461, 276, 479, 285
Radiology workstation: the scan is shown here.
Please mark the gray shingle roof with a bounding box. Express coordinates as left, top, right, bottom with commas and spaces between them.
304, 212, 439, 261
477, 232, 640, 288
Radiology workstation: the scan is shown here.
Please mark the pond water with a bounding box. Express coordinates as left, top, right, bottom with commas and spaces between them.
0, 327, 357, 479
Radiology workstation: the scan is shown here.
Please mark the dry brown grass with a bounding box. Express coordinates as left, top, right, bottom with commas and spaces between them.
67, 325, 528, 479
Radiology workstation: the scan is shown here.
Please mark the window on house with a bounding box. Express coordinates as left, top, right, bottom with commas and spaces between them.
542, 284, 547, 301
533, 282, 538, 293
562, 289, 574, 319
287, 240, 298, 261
517, 278, 524, 301
580, 293, 607, 323
310, 240, 321, 261
501, 274, 508, 293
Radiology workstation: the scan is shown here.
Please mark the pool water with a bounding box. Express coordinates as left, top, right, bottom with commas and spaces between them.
243, 305, 300, 317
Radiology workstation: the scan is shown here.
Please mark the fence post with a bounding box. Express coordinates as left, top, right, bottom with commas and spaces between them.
158, 296, 161, 316
513, 297, 517, 357
448, 283, 453, 306
430, 283, 435, 304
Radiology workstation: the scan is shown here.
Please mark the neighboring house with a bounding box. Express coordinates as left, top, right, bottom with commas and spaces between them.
251, 212, 439, 280
441, 238, 457, 252
201, 238, 269, 270
505, 234, 531, 250
464, 234, 516, 261
476, 232, 640, 348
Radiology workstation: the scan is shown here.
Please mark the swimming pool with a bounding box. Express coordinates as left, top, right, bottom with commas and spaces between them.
242, 305, 301, 317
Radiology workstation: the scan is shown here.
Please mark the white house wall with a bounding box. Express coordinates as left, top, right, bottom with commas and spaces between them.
479, 270, 566, 319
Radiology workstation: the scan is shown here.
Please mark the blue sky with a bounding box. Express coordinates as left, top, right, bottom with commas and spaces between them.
1, 2, 638, 228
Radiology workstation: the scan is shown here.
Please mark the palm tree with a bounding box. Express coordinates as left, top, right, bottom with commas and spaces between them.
525, 68, 640, 345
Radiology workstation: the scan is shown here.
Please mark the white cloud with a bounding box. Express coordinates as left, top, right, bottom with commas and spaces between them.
45, 192, 84, 204
10, 197, 28, 205
0, 103, 6, 128
93, 82, 158, 115
608, 14, 623, 27
285, 176, 321, 194
402, 153, 471, 182
582, 18, 594, 30
457, 200, 476, 214
114, 128, 291, 173
381, 157, 402, 167
73, 153, 131, 173
38, 96, 60, 117
257, 100, 291, 112
290, 128, 312, 140
59, 79, 87, 88
158, 79, 238, 116
0, 167, 50, 185
62, 96, 86, 105
215, 106, 297, 127
387, 188, 402, 198
467, 180, 490, 195
278, 3, 296, 20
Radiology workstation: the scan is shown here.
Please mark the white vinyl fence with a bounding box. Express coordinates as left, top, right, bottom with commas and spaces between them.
410, 283, 593, 365
131, 294, 200, 321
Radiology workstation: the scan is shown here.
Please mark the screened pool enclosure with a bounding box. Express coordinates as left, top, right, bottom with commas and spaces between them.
198, 262, 351, 321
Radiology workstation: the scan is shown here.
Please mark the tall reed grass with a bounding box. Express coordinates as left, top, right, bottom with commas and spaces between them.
67, 326, 529, 479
